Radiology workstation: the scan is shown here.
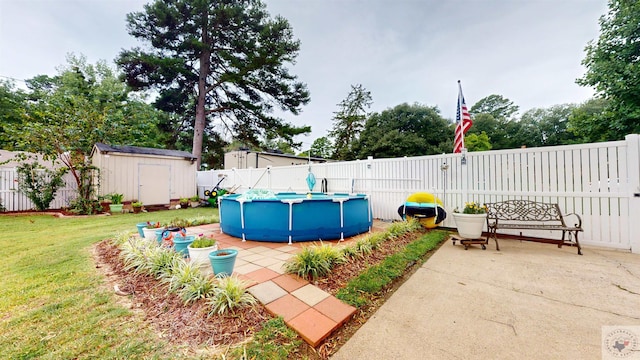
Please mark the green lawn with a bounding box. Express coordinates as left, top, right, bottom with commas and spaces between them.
0, 208, 218, 360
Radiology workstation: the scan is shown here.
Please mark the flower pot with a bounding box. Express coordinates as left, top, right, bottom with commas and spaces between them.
452, 213, 486, 239
190, 201, 199, 208
155, 228, 165, 244
100, 202, 111, 213
142, 226, 159, 240
188, 243, 219, 267
135, 222, 148, 237
110, 204, 123, 213
132, 206, 142, 214
180, 201, 189, 209
173, 235, 196, 257
209, 249, 238, 277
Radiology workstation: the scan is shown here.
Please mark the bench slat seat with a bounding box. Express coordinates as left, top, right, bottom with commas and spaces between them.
491, 223, 579, 231
485, 200, 583, 255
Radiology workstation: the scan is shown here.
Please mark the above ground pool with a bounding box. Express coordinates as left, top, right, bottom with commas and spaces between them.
219, 191, 373, 243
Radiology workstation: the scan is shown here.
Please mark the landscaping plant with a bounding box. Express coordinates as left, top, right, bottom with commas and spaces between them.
15, 161, 67, 211
336, 230, 449, 308
207, 276, 257, 315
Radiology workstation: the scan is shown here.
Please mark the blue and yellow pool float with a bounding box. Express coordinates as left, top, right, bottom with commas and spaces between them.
397, 192, 447, 228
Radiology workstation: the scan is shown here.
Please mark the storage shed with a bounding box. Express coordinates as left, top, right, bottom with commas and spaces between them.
224, 149, 329, 169
91, 143, 197, 206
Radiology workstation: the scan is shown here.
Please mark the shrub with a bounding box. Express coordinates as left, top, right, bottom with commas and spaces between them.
146, 247, 182, 277
284, 246, 330, 279
178, 274, 216, 304
315, 243, 346, 266
207, 276, 256, 315
162, 260, 202, 294
120, 236, 153, 274
386, 219, 417, 238
111, 231, 135, 246
341, 245, 360, 259
15, 162, 67, 211
367, 232, 388, 249
355, 239, 373, 256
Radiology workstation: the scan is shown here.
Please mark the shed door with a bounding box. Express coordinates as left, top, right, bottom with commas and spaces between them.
139, 164, 171, 205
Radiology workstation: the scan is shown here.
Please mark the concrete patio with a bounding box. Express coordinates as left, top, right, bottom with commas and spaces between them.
332, 237, 640, 359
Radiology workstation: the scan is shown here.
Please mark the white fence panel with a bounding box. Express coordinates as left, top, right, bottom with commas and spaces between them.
197, 135, 639, 252
0, 168, 77, 211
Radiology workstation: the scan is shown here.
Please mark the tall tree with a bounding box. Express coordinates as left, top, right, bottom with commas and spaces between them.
577, 0, 640, 139
464, 132, 492, 152
519, 105, 579, 146
469, 94, 519, 120
8, 55, 163, 204
0, 80, 27, 149
468, 95, 520, 150
328, 84, 372, 160
568, 98, 610, 142
118, 0, 311, 167
355, 103, 451, 159
298, 136, 333, 159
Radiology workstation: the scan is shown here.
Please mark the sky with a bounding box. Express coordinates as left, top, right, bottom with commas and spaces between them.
0, 0, 609, 149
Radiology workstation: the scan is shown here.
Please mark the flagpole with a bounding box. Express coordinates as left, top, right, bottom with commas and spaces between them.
456, 80, 469, 166
456, 80, 470, 205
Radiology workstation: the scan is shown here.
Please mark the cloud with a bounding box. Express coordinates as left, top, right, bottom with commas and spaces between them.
0, 0, 607, 146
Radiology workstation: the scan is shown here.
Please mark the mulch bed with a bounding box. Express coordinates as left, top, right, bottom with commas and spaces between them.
94, 240, 271, 353
93, 227, 438, 359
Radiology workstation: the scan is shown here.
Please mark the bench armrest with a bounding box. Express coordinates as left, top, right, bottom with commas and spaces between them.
564, 212, 582, 229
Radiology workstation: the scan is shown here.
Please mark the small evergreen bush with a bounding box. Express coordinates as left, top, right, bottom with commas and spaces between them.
207, 276, 256, 315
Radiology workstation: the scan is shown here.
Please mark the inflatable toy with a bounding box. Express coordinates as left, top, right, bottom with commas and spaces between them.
397, 192, 447, 228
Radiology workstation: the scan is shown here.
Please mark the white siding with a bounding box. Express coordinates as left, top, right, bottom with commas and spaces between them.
93, 149, 196, 204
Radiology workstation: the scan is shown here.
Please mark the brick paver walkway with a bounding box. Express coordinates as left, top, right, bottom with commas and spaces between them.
187, 221, 389, 346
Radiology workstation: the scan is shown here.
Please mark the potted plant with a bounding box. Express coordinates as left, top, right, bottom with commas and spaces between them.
452, 202, 487, 239
209, 248, 238, 277
179, 197, 189, 209
189, 195, 200, 208
108, 193, 124, 213
98, 195, 111, 213
131, 201, 143, 214
141, 221, 161, 240
187, 234, 218, 266
172, 231, 196, 257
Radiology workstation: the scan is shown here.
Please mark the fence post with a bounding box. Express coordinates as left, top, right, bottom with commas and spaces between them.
626, 134, 640, 254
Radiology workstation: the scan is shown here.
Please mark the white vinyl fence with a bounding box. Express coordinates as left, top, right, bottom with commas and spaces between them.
198, 134, 640, 253
0, 169, 77, 211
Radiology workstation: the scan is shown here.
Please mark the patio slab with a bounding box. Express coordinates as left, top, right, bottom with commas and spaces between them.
247, 280, 287, 304
333, 237, 640, 359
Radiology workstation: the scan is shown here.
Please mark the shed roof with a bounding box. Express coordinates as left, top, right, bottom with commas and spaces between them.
230, 149, 329, 162
93, 143, 197, 161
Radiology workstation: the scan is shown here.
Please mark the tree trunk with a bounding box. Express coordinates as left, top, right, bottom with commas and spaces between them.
192, 17, 211, 169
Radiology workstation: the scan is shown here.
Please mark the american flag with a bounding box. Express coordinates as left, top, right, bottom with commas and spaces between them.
454, 80, 473, 153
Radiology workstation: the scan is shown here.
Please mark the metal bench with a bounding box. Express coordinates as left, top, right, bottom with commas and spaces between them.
485, 200, 583, 255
